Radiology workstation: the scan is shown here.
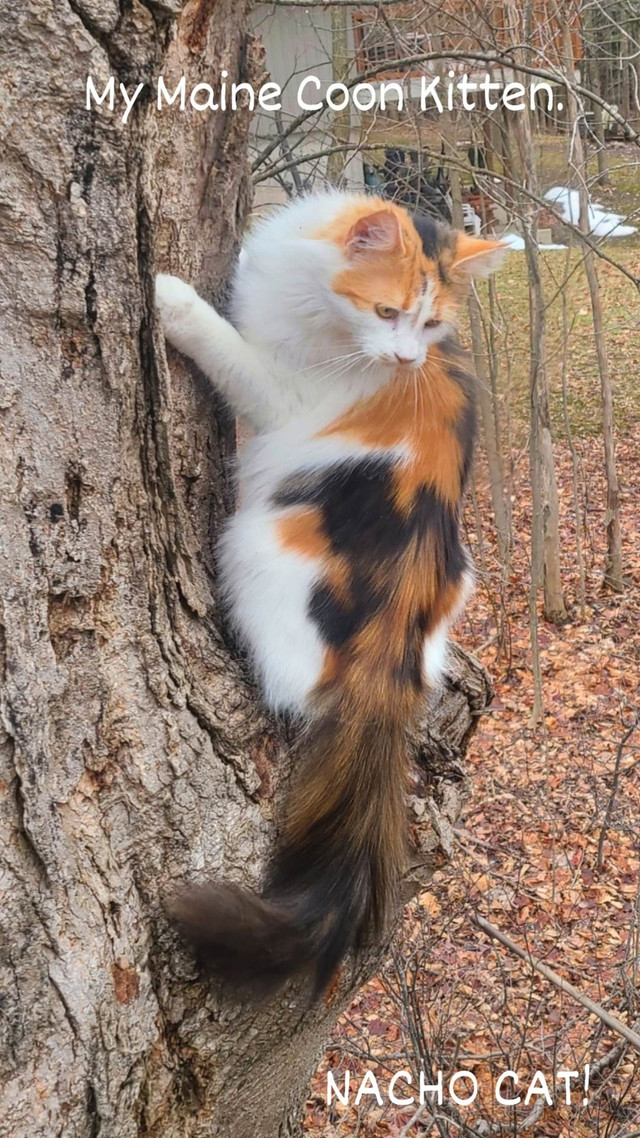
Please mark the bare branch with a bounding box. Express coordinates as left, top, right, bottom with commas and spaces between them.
252, 48, 640, 173
253, 140, 640, 290
597, 716, 639, 872
474, 915, 640, 1053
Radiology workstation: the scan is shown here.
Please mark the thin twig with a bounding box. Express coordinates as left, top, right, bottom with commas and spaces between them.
398, 1103, 427, 1137
252, 47, 640, 173
597, 716, 639, 872
253, 140, 640, 290
474, 915, 640, 1053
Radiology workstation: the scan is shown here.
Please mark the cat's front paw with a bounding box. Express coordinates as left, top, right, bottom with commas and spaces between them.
155, 273, 198, 345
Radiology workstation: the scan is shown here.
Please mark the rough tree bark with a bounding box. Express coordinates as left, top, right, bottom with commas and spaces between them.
0, 3, 490, 1136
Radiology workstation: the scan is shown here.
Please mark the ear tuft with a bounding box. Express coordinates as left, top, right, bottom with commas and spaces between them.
345, 210, 403, 257
451, 234, 509, 278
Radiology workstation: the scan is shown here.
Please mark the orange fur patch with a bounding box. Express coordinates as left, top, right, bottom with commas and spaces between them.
318, 345, 466, 510
276, 509, 330, 560
277, 512, 351, 600
315, 196, 430, 313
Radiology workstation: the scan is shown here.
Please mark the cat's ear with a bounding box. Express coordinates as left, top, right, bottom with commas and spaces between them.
451, 234, 509, 278
345, 210, 404, 257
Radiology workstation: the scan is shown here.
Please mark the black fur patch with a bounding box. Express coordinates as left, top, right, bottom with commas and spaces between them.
274, 458, 403, 559
412, 212, 448, 260
275, 458, 403, 650
273, 459, 466, 656
397, 609, 430, 690
309, 580, 385, 650
412, 211, 461, 287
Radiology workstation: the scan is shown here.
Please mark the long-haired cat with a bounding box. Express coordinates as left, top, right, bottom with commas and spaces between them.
156, 191, 507, 997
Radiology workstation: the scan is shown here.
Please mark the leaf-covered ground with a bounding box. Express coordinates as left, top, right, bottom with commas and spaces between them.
303, 146, 640, 1137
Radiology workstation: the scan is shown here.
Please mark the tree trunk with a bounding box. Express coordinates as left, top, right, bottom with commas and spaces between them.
503, 13, 567, 628
561, 23, 625, 593
326, 5, 351, 186
0, 4, 489, 1136
584, 11, 610, 187
468, 293, 511, 570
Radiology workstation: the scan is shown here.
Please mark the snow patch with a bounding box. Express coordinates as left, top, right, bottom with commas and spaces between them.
544, 186, 637, 239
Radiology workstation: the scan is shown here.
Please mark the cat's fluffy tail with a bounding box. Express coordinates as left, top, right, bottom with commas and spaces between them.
169, 705, 408, 997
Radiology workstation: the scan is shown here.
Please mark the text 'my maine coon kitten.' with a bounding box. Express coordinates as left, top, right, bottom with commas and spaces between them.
156, 192, 507, 997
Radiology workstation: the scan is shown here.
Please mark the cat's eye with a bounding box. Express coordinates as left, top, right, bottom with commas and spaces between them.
375, 303, 399, 320
424, 318, 441, 329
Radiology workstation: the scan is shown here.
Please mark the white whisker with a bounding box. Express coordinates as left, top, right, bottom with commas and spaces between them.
312, 356, 369, 384
298, 350, 367, 375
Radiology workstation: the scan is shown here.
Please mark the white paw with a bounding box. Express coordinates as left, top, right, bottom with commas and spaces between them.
155, 273, 198, 342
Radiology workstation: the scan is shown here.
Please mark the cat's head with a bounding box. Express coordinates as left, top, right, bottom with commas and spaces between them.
317, 198, 507, 372
233, 192, 507, 378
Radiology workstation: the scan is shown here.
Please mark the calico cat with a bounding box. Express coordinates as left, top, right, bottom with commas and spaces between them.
156, 192, 506, 996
